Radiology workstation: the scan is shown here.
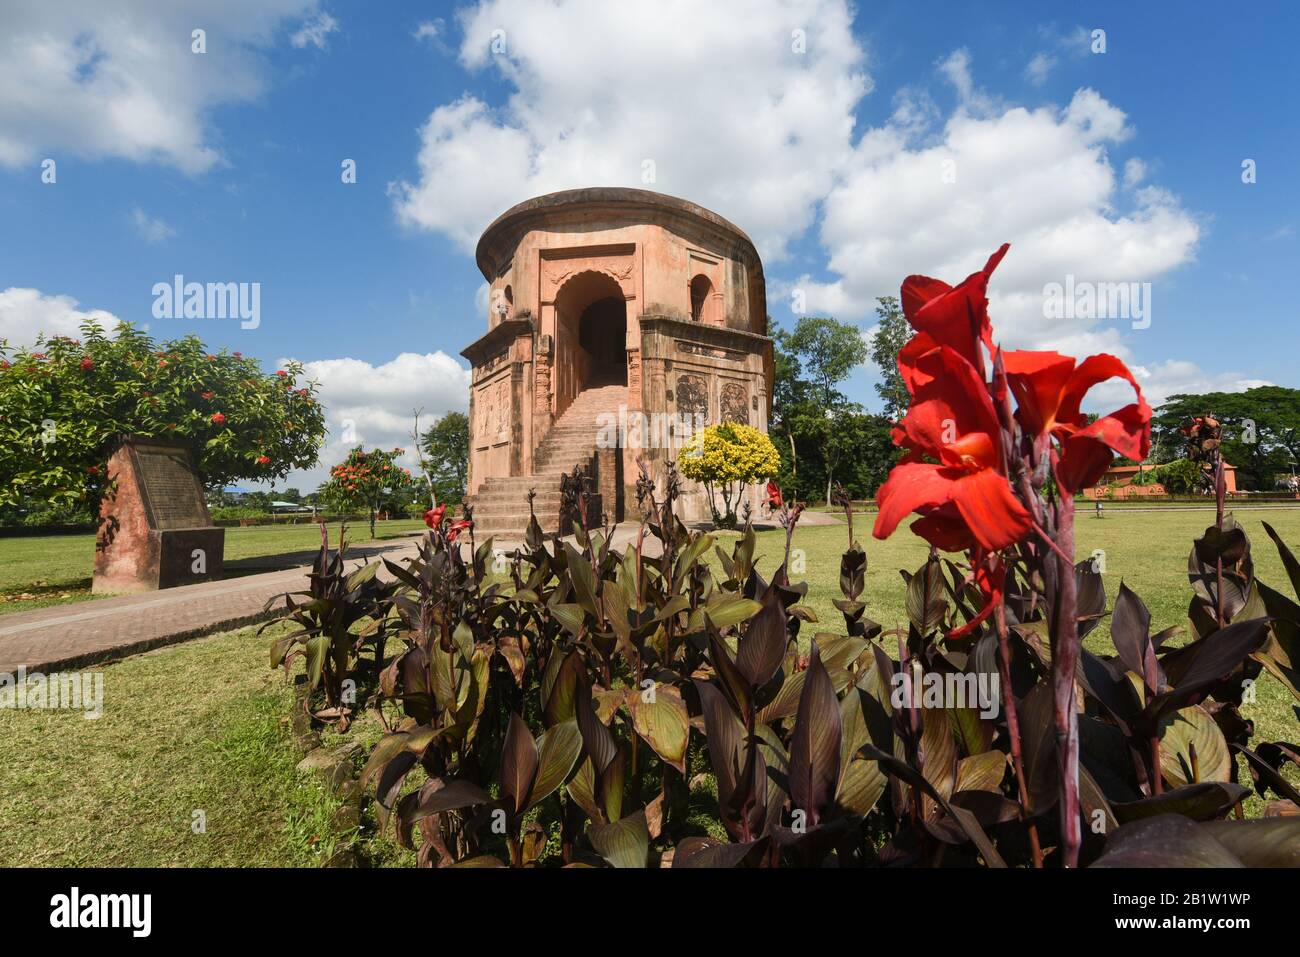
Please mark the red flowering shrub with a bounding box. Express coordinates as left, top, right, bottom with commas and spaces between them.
0, 320, 326, 514
322, 446, 419, 538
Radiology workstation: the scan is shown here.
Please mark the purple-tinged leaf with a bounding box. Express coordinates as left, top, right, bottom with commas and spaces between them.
708, 630, 752, 718
672, 835, 770, 868
787, 643, 841, 826
1111, 581, 1154, 689
1091, 814, 1243, 868
735, 586, 789, 690
1202, 818, 1300, 866
1149, 618, 1272, 719
1111, 782, 1249, 823
500, 712, 540, 815
588, 809, 649, 868
575, 680, 618, 776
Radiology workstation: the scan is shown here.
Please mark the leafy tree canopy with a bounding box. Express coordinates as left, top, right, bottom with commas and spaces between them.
420, 411, 470, 504
0, 321, 327, 511
868, 295, 910, 421
1152, 386, 1300, 490
770, 314, 893, 504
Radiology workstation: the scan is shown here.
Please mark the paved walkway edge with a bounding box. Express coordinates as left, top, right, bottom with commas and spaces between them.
21, 607, 282, 674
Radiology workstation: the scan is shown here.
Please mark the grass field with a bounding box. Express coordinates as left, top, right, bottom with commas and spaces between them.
0, 519, 425, 616
0, 622, 349, 866
0, 507, 1297, 865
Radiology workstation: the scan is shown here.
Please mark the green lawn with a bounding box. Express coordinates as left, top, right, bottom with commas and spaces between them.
0, 507, 1296, 865
0, 622, 351, 866
0, 519, 425, 616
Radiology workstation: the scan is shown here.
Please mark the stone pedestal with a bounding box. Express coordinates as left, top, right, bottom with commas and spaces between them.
93, 437, 225, 594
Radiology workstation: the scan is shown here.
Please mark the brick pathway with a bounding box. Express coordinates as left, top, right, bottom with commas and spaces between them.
0, 538, 423, 674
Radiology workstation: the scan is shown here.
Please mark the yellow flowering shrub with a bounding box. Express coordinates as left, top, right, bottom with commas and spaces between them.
678, 422, 780, 526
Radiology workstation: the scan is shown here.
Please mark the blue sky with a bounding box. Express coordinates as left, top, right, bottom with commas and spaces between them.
1, 0, 1296, 490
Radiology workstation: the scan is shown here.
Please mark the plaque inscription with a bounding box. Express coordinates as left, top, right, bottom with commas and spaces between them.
135, 447, 208, 529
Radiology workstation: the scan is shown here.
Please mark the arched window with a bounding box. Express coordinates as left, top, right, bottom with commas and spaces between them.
690, 274, 713, 323
495, 284, 513, 322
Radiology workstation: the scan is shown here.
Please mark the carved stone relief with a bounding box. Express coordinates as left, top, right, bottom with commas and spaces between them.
676, 374, 709, 424
720, 382, 749, 425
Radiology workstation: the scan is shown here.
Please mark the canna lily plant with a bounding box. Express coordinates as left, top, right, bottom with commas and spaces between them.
269, 247, 1300, 868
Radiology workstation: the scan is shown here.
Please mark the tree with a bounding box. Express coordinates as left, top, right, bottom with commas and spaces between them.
0, 320, 326, 515
420, 411, 470, 504
772, 315, 871, 505
678, 423, 780, 528
770, 319, 812, 482
782, 316, 868, 408
868, 295, 910, 421
321, 446, 417, 538
1152, 386, 1300, 490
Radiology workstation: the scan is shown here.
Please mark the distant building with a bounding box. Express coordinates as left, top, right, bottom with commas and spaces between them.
1081, 462, 1238, 499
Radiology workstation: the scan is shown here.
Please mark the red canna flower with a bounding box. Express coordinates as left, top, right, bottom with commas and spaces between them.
899, 243, 1010, 383
1002, 350, 1151, 493
423, 504, 447, 529
873, 344, 1031, 552
446, 518, 473, 543
947, 555, 1006, 640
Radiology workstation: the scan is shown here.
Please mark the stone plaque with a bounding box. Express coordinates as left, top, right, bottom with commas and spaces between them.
93, 437, 223, 594
135, 446, 209, 529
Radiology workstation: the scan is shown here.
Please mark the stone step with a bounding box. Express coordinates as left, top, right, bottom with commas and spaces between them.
473, 516, 558, 535
473, 490, 565, 503
478, 474, 576, 488
471, 383, 624, 535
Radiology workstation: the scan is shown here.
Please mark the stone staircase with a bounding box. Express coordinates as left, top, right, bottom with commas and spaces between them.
468, 383, 624, 537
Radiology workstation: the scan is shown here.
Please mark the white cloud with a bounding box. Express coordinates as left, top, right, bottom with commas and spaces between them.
1117, 360, 1271, 409
390, 0, 869, 261
130, 206, 177, 244
0, 0, 325, 174
413, 20, 442, 42
1123, 157, 1147, 187
801, 78, 1198, 361
1025, 52, 1056, 87
1024, 24, 1091, 88
276, 352, 472, 490
0, 287, 119, 350
290, 11, 339, 50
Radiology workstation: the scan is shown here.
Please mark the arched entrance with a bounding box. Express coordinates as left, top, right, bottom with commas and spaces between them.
553, 271, 628, 417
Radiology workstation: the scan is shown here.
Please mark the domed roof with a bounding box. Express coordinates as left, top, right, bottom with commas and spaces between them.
474, 187, 760, 280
